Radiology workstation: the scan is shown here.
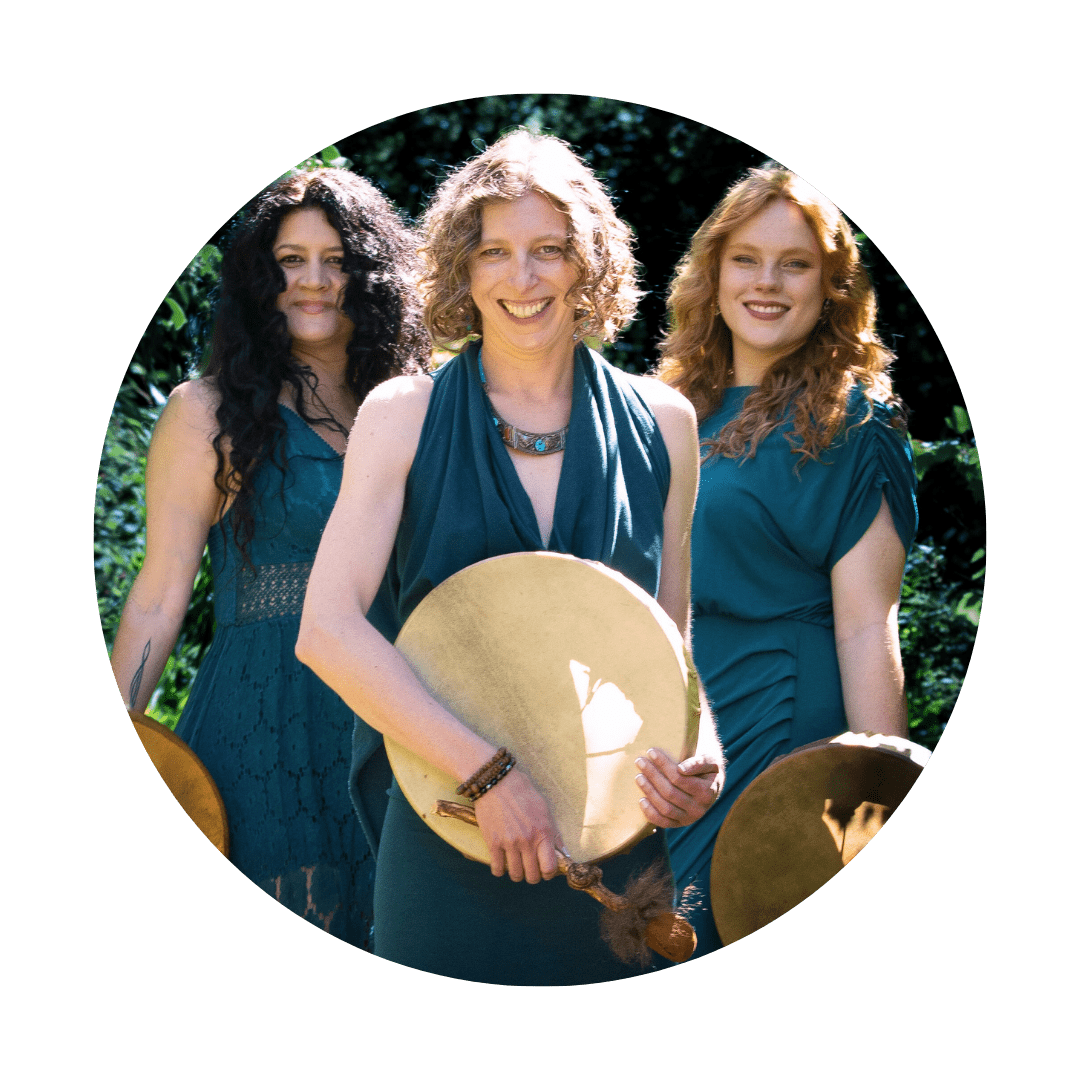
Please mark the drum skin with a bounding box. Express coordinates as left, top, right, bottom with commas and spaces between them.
710, 732, 930, 944
385, 552, 698, 866
130, 711, 229, 856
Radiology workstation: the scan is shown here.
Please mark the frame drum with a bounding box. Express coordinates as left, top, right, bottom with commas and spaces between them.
385, 552, 699, 865
130, 711, 229, 856
710, 732, 930, 944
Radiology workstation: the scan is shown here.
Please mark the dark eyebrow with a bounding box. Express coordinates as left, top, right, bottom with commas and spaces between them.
273, 242, 345, 252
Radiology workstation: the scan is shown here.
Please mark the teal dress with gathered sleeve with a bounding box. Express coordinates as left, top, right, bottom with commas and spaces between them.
665, 385, 918, 953
348, 341, 675, 985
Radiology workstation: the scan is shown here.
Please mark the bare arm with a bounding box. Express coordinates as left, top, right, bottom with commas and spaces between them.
109, 381, 224, 713
296, 375, 563, 884
831, 495, 909, 737
628, 378, 725, 825
296, 376, 491, 774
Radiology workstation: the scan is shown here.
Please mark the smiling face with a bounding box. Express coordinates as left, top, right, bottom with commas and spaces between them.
717, 198, 825, 383
273, 207, 354, 355
468, 191, 579, 364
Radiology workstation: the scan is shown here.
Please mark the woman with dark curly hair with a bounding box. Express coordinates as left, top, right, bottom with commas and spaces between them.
297, 130, 723, 984
110, 168, 429, 950
655, 164, 919, 954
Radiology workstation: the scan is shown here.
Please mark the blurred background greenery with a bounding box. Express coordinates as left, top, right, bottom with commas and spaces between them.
95, 95, 982, 750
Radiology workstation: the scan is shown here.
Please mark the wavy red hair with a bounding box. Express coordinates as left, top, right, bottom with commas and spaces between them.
655, 164, 904, 464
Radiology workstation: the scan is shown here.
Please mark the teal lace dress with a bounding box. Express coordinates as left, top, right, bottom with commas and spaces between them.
174, 404, 389, 951
666, 385, 919, 953
349, 342, 675, 984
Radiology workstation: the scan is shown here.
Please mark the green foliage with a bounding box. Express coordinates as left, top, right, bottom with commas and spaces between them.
96, 398, 152, 645
900, 405, 984, 749
900, 541, 980, 750
293, 144, 353, 174
912, 406, 983, 503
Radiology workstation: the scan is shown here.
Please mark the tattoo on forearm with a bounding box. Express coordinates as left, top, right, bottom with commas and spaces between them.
129, 639, 151, 709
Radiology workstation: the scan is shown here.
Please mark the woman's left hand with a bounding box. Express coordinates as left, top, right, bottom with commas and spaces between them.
635, 748, 724, 828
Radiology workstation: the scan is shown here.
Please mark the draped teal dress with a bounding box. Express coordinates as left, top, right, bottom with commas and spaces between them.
665, 385, 918, 952
349, 341, 674, 985
174, 405, 388, 950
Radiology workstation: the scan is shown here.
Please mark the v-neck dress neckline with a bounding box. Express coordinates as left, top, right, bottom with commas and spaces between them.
277, 400, 347, 457
476, 348, 580, 551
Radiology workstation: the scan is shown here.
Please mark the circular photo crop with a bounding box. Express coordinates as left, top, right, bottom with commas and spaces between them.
94, 94, 983, 984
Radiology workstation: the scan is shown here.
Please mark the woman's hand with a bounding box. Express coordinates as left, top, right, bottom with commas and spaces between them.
635, 747, 723, 828
472, 767, 564, 883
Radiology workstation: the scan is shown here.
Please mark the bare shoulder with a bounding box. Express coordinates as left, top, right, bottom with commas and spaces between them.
345, 373, 434, 478
159, 377, 220, 442
628, 372, 697, 428
627, 373, 699, 467
145, 379, 223, 510
353, 374, 433, 439
361, 373, 433, 413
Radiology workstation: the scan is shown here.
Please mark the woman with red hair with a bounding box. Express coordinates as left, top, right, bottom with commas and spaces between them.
656, 164, 918, 954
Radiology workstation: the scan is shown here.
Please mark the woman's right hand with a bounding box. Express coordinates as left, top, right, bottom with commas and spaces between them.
472, 767, 563, 883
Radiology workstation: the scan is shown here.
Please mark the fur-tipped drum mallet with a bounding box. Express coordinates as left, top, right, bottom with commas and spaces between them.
433, 799, 697, 965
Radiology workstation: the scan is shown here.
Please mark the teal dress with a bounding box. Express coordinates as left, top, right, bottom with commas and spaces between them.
666, 385, 918, 952
175, 405, 389, 951
351, 342, 674, 985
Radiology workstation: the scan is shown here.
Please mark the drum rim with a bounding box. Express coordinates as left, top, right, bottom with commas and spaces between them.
130, 711, 230, 857
709, 732, 929, 943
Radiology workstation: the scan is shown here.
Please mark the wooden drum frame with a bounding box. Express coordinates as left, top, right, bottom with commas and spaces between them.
130, 711, 229, 856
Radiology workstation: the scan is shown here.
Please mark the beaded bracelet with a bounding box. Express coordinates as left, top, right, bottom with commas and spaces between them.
470, 755, 515, 801
456, 747, 513, 800
457, 747, 509, 795
457, 747, 515, 801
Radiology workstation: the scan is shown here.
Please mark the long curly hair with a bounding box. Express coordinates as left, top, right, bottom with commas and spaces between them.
203, 167, 429, 561
655, 163, 904, 465
419, 129, 643, 346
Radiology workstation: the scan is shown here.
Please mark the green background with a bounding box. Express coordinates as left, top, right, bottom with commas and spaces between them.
8, 4, 1067, 1075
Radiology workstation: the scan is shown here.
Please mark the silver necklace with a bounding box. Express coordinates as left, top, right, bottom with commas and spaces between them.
478, 354, 569, 456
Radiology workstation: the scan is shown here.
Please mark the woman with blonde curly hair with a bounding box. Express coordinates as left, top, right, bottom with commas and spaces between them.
655, 164, 918, 954
297, 129, 723, 983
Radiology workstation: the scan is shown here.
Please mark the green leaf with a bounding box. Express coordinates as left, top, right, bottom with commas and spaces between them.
164, 296, 187, 331
318, 145, 351, 168
910, 439, 955, 481
947, 405, 972, 436
955, 591, 982, 626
